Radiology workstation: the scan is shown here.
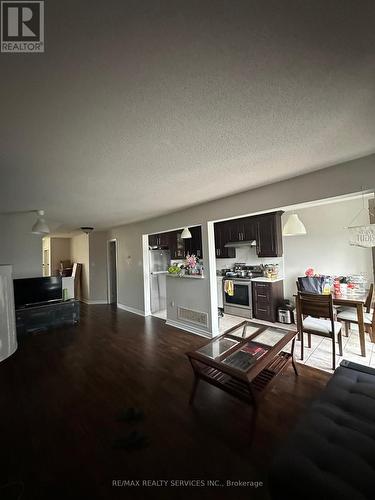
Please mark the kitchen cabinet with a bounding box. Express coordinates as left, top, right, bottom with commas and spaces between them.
228, 217, 257, 242
149, 228, 203, 260
168, 231, 185, 259
223, 211, 283, 257
184, 226, 203, 259
148, 233, 170, 247
256, 211, 283, 258
149, 234, 158, 247
214, 222, 236, 258
252, 280, 284, 323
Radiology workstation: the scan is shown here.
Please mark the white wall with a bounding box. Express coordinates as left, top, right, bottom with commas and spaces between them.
50, 237, 71, 276
70, 234, 90, 302
108, 154, 375, 334
0, 214, 42, 278
283, 198, 374, 299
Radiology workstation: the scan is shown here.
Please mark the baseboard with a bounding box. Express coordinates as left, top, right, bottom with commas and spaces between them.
80, 299, 108, 305
117, 303, 146, 317
166, 319, 212, 338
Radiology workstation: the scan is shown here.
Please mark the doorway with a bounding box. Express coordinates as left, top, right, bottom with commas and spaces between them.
107, 239, 118, 305
42, 237, 51, 277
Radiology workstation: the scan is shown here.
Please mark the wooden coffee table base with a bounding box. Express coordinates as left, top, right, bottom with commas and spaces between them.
186, 322, 298, 440
188, 345, 298, 408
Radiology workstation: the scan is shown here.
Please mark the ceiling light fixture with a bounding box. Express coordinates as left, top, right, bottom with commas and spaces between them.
282, 214, 307, 236
80, 226, 94, 234
31, 210, 50, 235
181, 227, 192, 239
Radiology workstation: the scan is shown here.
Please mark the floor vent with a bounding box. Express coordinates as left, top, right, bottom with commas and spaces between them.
177, 307, 208, 327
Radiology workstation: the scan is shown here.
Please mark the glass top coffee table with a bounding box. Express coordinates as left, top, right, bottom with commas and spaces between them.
186, 321, 298, 411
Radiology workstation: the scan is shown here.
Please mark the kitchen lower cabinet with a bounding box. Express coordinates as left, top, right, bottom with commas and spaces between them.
252, 280, 284, 323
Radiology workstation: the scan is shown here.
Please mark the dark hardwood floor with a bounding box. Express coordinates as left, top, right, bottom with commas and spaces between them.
0, 305, 330, 500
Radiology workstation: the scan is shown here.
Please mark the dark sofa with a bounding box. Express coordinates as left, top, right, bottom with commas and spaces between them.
270, 360, 375, 500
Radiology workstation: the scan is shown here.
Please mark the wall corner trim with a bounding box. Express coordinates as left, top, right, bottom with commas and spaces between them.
117, 303, 146, 317
166, 319, 212, 338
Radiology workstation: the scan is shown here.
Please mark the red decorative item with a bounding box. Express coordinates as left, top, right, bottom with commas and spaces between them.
305, 267, 315, 277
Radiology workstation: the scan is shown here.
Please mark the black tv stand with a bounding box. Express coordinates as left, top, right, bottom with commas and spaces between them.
15, 299, 80, 337
20, 299, 64, 309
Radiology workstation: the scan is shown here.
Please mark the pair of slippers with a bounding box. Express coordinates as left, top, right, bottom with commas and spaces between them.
113, 407, 149, 451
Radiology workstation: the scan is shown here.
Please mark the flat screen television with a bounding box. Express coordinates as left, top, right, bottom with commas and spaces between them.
13, 276, 62, 309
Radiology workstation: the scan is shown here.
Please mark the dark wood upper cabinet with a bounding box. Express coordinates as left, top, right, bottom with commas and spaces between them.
256, 211, 283, 258
214, 211, 283, 259
149, 227, 203, 260
172, 231, 185, 259
227, 217, 258, 242
214, 222, 236, 259
148, 234, 158, 247
148, 232, 171, 248
184, 226, 203, 259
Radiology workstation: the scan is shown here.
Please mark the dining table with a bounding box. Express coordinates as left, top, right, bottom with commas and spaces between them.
295, 289, 369, 358
332, 290, 369, 357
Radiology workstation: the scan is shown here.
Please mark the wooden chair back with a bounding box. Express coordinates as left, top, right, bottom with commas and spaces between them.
298, 292, 334, 319
296, 292, 336, 339
364, 283, 374, 313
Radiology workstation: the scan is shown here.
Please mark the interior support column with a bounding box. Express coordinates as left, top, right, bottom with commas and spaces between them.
207, 221, 219, 336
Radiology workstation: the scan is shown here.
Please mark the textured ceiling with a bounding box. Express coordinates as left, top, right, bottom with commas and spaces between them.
1, 0, 375, 230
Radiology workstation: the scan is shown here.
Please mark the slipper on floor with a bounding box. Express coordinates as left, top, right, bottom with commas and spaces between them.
113, 430, 150, 450
116, 407, 144, 422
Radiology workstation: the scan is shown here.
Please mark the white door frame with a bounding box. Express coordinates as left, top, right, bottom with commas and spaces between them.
107, 239, 118, 305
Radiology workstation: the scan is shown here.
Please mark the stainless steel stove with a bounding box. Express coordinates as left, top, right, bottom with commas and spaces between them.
222, 265, 264, 318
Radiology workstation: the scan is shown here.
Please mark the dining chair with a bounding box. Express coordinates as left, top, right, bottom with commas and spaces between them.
296, 292, 343, 370
337, 284, 375, 342
296, 277, 342, 319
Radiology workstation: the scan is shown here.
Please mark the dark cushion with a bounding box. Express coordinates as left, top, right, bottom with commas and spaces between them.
298, 276, 326, 294
270, 362, 375, 500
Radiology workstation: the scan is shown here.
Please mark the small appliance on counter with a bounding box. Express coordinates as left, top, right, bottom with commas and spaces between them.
263, 264, 279, 279
277, 300, 295, 324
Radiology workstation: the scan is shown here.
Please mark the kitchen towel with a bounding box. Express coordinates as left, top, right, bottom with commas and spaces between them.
224, 280, 234, 296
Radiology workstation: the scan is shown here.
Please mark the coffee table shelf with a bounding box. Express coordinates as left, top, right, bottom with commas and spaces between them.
186, 321, 297, 415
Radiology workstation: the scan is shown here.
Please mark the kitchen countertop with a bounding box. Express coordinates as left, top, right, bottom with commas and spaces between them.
167, 273, 204, 280
216, 275, 284, 283
251, 277, 284, 283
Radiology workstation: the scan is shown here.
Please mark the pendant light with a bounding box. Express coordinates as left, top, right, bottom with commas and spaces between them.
32, 210, 50, 235
181, 227, 192, 239
282, 214, 307, 236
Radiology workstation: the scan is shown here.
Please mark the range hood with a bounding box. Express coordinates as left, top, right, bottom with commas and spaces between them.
224, 240, 257, 248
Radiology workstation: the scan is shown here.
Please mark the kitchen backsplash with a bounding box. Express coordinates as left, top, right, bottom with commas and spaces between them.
216, 246, 284, 276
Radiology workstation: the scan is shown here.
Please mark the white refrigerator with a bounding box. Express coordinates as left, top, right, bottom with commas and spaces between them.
0, 265, 17, 362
